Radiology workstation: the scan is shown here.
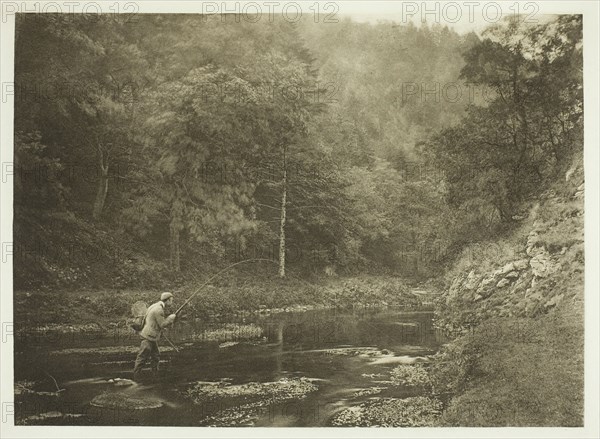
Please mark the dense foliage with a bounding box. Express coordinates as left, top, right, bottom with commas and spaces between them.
427, 15, 583, 243
13, 14, 582, 289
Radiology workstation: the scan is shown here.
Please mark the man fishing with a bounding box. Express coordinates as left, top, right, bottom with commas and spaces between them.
133, 292, 177, 381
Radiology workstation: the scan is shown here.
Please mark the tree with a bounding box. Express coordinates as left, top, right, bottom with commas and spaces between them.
14, 14, 150, 220
127, 66, 262, 272
429, 15, 583, 233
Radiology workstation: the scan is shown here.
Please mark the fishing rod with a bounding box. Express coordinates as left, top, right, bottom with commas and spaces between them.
166, 258, 327, 352
163, 334, 179, 352
174, 258, 279, 316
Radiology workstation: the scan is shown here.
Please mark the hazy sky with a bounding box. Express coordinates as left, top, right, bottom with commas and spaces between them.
333, 2, 555, 35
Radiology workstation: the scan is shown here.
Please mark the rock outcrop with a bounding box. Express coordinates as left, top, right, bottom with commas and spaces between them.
440, 163, 584, 331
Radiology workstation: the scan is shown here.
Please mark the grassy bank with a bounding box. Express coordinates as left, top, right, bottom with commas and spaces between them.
14, 275, 426, 330
430, 304, 583, 426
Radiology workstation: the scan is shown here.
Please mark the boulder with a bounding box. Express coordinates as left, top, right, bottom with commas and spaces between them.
513, 259, 529, 271
513, 273, 532, 294
476, 276, 497, 298
497, 278, 511, 288
500, 262, 515, 274
464, 270, 480, 290
526, 243, 546, 257
505, 271, 519, 279
530, 252, 555, 278
479, 275, 496, 288
526, 231, 544, 256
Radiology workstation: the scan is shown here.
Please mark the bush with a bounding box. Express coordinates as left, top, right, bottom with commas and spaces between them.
431, 308, 583, 426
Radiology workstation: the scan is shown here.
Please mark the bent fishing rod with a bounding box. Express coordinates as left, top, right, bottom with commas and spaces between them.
174, 258, 279, 316
166, 258, 324, 351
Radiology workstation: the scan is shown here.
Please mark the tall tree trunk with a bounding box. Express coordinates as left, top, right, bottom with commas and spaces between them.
169, 197, 183, 272
169, 222, 180, 272
278, 147, 287, 278
92, 146, 109, 220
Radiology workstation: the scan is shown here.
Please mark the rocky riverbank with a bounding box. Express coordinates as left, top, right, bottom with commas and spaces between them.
431, 160, 585, 426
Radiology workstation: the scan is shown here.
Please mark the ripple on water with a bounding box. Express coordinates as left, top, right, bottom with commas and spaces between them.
370, 354, 430, 365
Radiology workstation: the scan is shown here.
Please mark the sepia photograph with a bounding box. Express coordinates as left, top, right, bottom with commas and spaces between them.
0, 1, 598, 437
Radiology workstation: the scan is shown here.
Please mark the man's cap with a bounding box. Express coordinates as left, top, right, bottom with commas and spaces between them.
161, 292, 174, 302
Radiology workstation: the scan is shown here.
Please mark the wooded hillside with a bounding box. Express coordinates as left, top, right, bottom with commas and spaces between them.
13, 14, 582, 290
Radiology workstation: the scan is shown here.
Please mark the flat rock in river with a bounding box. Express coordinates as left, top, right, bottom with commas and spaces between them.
90, 391, 163, 410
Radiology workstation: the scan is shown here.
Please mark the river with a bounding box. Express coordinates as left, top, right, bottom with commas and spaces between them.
14, 307, 445, 426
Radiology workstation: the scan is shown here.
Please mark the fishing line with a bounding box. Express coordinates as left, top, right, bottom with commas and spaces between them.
168, 257, 325, 352
174, 258, 280, 316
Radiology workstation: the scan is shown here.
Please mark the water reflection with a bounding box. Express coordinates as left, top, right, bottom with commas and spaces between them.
14, 308, 444, 426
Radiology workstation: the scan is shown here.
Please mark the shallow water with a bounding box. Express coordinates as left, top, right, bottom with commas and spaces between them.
14, 307, 444, 426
